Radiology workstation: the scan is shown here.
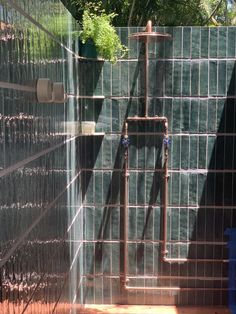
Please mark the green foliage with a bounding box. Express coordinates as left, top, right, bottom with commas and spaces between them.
79, 3, 128, 63
63, 0, 236, 27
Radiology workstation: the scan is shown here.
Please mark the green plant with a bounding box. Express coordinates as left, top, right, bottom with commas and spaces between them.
79, 2, 128, 63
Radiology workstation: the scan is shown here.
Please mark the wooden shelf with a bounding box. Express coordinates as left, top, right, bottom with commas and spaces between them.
77, 132, 105, 137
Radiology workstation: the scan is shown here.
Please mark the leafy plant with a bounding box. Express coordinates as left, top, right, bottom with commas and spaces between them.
79, 2, 128, 63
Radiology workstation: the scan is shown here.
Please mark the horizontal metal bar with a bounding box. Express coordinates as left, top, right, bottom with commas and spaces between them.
127, 116, 167, 121
124, 285, 228, 291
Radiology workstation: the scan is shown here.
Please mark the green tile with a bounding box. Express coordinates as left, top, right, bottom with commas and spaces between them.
103, 171, 112, 204
170, 208, 179, 240
94, 171, 103, 204
164, 61, 173, 96
137, 172, 145, 204
103, 243, 111, 274
111, 208, 120, 239
183, 27, 191, 58
181, 136, 190, 169
93, 62, 103, 95
199, 99, 207, 133
216, 99, 225, 131
218, 27, 227, 58
94, 207, 103, 239
128, 207, 137, 239
173, 27, 183, 57
171, 135, 181, 169
191, 61, 200, 96
207, 99, 217, 132
227, 27, 236, 57
145, 243, 154, 274
129, 172, 137, 204
164, 27, 174, 58
207, 136, 216, 168
102, 136, 112, 168
200, 27, 209, 58
164, 98, 173, 130
149, 60, 157, 96
128, 27, 139, 59
136, 207, 146, 239
112, 62, 121, 95
199, 61, 208, 96
103, 62, 112, 95
181, 99, 190, 131
84, 207, 94, 240
217, 60, 226, 96
191, 28, 200, 58
198, 136, 207, 169
189, 174, 198, 205
170, 172, 180, 205
209, 27, 218, 58
190, 99, 199, 132
182, 61, 191, 96
197, 173, 207, 204
173, 61, 182, 96
189, 136, 198, 169
180, 173, 189, 205
226, 60, 235, 94
209, 60, 217, 96
120, 27, 129, 48
120, 61, 129, 96
153, 207, 161, 240
172, 99, 181, 132
129, 60, 139, 96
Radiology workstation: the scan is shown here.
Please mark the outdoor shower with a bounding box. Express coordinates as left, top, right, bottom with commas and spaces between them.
121, 21, 228, 293
121, 20, 172, 291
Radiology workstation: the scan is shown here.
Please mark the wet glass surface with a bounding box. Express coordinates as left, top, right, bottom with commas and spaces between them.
0, 0, 81, 312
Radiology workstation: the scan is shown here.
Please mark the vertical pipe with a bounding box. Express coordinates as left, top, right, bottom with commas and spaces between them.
122, 122, 129, 289
162, 120, 169, 258
144, 39, 149, 118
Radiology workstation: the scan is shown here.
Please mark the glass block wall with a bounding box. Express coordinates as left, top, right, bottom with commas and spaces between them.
79, 26, 236, 306
0, 0, 82, 313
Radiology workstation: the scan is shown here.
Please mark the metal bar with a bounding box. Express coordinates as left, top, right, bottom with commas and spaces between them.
162, 120, 169, 258
145, 39, 149, 117
124, 286, 228, 291
121, 122, 129, 289
127, 116, 167, 121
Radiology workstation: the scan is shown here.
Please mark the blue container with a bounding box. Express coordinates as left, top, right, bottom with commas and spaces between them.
225, 228, 236, 314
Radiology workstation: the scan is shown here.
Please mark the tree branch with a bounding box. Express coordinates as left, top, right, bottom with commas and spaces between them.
204, 0, 224, 25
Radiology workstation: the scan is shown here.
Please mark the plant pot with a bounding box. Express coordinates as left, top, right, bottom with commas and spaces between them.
79, 39, 98, 59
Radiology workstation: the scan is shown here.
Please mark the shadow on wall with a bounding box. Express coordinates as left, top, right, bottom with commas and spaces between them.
177, 62, 236, 305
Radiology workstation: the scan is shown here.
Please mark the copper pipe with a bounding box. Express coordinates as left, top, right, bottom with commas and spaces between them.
127, 116, 167, 121
162, 120, 169, 258
122, 117, 171, 291
144, 29, 149, 117
124, 286, 228, 291
121, 122, 129, 289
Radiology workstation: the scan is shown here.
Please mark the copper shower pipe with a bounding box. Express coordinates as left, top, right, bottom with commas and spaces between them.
122, 117, 227, 293
122, 116, 170, 291
121, 21, 228, 292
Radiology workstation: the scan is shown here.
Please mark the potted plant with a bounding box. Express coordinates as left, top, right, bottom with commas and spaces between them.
79, 2, 128, 63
